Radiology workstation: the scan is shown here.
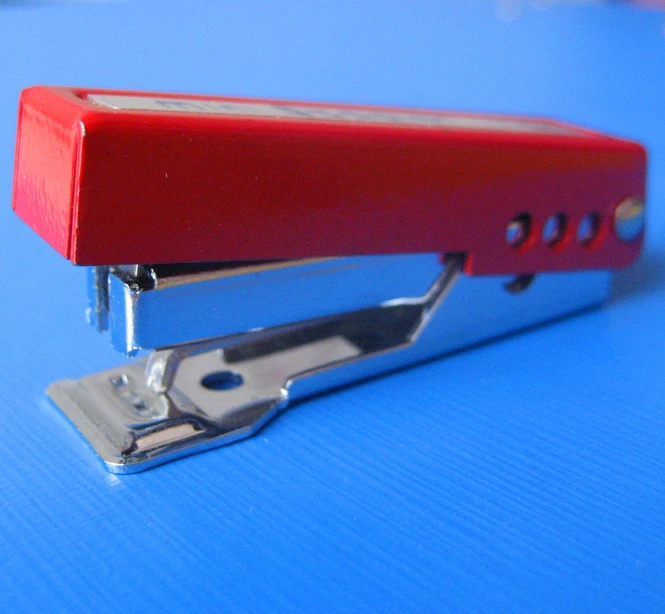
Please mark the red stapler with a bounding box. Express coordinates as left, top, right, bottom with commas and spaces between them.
12, 86, 646, 472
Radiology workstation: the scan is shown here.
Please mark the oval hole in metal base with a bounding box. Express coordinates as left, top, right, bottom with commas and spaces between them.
201, 371, 244, 391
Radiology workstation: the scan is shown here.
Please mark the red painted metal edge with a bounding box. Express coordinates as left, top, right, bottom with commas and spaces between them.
12, 86, 646, 275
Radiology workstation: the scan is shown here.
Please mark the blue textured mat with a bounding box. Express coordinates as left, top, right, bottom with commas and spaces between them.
0, 2, 663, 611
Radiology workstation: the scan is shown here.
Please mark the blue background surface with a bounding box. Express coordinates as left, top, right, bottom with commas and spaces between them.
0, 1, 664, 611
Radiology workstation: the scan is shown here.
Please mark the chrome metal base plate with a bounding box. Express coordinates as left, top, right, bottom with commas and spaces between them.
48, 337, 361, 473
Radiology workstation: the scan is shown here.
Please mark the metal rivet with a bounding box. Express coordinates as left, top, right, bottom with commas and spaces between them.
577, 213, 600, 246
614, 197, 645, 242
506, 214, 531, 248
543, 213, 567, 247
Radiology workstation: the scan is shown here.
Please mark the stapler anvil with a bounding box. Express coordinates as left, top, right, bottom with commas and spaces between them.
12, 86, 647, 472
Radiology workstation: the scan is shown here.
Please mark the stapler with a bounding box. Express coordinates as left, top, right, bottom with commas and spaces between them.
12, 86, 647, 472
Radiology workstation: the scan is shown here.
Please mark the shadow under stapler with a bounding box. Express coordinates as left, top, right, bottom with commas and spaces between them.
611, 248, 665, 302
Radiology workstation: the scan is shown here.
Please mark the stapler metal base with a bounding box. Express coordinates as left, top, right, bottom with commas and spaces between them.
48, 254, 610, 472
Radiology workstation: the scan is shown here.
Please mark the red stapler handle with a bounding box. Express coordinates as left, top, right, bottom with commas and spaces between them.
13, 86, 645, 275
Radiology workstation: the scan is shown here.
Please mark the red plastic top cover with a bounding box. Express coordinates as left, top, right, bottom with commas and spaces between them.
12, 86, 646, 274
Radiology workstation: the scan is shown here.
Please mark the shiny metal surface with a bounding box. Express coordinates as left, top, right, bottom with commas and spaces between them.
614, 197, 645, 242
102, 254, 443, 355
86, 266, 110, 332
48, 254, 611, 472
142, 254, 462, 395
